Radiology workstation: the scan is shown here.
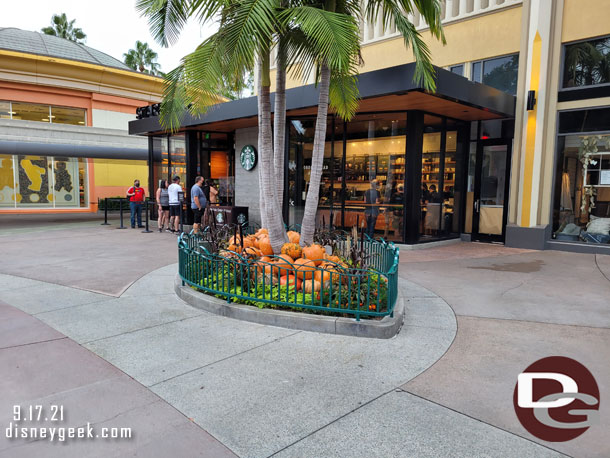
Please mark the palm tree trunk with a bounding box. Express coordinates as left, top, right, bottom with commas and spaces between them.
273, 45, 287, 210
300, 63, 330, 246
258, 50, 288, 252
256, 58, 268, 230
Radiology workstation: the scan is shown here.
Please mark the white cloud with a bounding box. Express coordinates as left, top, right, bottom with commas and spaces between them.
1, 0, 216, 72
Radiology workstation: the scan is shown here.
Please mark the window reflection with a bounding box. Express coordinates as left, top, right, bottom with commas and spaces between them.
563, 35, 610, 88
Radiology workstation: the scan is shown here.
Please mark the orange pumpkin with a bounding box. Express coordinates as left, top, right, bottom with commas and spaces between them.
324, 254, 342, 263
303, 279, 321, 293
281, 242, 302, 259
258, 239, 273, 256
243, 247, 261, 257
302, 244, 325, 266
256, 256, 272, 273
273, 254, 294, 276
255, 228, 268, 237
286, 231, 300, 244
314, 269, 332, 285
227, 244, 240, 253
293, 258, 316, 280
279, 274, 302, 290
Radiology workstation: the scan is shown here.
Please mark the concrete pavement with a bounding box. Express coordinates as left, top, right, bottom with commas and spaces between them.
0, 219, 608, 457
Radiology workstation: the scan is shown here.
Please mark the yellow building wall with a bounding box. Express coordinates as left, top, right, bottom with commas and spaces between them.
562, 0, 610, 43
93, 159, 149, 200
279, 5, 523, 90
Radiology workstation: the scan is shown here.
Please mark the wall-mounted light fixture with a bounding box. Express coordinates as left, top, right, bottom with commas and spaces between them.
527, 90, 536, 111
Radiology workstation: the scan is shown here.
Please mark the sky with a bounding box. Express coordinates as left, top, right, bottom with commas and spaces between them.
1, 0, 216, 72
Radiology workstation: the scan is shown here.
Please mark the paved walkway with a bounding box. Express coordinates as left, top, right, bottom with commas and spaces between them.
0, 220, 608, 457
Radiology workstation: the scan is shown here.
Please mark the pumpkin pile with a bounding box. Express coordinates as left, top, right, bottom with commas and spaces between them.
227, 228, 347, 293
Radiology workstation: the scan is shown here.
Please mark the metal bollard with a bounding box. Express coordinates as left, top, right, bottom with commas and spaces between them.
101, 197, 110, 225
142, 200, 153, 233
117, 199, 127, 229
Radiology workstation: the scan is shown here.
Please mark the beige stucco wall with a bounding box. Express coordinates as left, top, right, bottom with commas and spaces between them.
275, 5, 523, 91
562, 0, 610, 43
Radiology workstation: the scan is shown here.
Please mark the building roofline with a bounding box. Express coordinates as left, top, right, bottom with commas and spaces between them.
0, 49, 164, 83
129, 63, 516, 135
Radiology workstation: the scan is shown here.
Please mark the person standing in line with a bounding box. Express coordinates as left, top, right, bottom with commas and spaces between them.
364, 180, 380, 238
190, 176, 206, 234
167, 176, 182, 233
156, 179, 170, 233
202, 179, 218, 228
126, 179, 145, 229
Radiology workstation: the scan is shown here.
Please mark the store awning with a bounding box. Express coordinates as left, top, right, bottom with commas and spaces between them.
129, 63, 516, 135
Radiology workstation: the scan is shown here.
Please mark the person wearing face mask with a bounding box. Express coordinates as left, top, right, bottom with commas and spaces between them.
126, 179, 146, 229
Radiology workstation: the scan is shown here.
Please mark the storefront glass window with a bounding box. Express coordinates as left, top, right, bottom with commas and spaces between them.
0, 155, 15, 207
563, 35, 610, 88
169, 134, 186, 183
53, 157, 83, 207
0, 101, 11, 119
421, 115, 442, 240
343, 113, 406, 241
287, 118, 337, 228
51, 106, 86, 125
553, 132, 610, 245
0, 154, 88, 208
12, 102, 51, 123
201, 132, 233, 205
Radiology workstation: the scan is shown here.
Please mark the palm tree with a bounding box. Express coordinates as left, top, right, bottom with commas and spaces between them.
124, 41, 161, 75
297, 0, 445, 245
41, 13, 86, 43
137, 0, 441, 251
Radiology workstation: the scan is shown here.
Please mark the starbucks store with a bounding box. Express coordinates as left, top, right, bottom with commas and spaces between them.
130, 63, 515, 245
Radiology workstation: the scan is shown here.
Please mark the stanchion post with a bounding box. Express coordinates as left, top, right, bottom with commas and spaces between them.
101, 197, 110, 225
117, 199, 127, 229
142, 200, 153, 233
179, 203, 184, 234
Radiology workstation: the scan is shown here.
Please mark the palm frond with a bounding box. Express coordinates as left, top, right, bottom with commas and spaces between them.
329, 73, 360, 120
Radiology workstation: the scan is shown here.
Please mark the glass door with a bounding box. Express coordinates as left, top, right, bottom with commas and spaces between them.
472, 140, 511, 242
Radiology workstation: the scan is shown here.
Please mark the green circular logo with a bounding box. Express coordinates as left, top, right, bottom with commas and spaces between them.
240, 145, 257, 171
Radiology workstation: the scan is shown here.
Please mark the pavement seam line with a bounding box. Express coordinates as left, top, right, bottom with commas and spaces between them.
149, 330, 303, 388
267, 387, 398, 457
81, 312, 208, 345
398, 389, 574, 458
0, 336, 67, 351
454, 313, 610, 331
594, 254, 610, 284
32, 297, 125, 316
0, 272, 120, 298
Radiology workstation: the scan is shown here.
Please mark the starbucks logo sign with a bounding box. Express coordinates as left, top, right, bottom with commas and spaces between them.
240, 145, 257, 171
215, 212, 224, 223
237, 213, 246, 224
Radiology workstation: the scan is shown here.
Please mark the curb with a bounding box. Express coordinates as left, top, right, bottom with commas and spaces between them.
174, 275, 405, 339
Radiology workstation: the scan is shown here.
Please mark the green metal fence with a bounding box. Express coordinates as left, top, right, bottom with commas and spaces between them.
178, 232, 399, 320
